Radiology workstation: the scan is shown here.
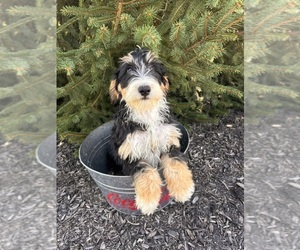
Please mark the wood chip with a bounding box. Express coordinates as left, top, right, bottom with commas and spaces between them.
271, 124, 282, 128
192, 196, 199, 204
168, 230, 179, 238
288, 182, 300, 189
236, 182, 244, 189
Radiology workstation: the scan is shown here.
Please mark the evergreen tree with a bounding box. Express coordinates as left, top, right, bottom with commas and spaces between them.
0, 0, 56, 143
57, 0, 244, 142
245, 0, 300, 118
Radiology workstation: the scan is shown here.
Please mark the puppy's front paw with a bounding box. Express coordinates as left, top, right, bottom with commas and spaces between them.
133, 165, 162, 215
168, 127, 181, 148
118, 133, 133, 160
161, 154, 195, 203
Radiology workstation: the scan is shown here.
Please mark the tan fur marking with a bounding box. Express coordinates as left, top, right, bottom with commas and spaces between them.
119, 86, 128, 102
118, 134, 133, 160
145, 51, 156, 63
161, 76, 170, 94
161, 154, 195, 202
133, 166, 163, 215
126, 98, 159, 113
120, 54, 134, 64
109, 80, 120, 103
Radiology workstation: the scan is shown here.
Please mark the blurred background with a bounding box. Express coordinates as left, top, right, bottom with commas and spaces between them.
0, 0, 56, 249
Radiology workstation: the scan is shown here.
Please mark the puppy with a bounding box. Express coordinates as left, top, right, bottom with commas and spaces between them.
109, 47, 195, 215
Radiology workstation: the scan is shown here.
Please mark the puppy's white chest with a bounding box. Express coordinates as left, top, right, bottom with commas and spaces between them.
121, 123, 181, 166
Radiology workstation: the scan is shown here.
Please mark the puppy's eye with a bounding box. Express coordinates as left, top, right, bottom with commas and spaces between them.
127, 68, 132, 73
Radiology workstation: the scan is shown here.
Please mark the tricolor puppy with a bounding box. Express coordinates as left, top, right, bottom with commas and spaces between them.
109, 47, 195, 215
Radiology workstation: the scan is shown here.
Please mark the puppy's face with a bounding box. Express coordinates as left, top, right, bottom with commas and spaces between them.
110, 48, 169, 111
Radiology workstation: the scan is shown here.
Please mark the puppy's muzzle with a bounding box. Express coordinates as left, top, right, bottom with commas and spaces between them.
138, 85, 151, 97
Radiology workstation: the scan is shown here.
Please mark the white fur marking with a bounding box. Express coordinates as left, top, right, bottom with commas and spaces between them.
123, 122, 181, 167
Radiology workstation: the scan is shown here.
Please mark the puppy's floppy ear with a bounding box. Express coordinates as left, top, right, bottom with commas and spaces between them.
152, 60, 170, 94
161, 76, 170, 94
109, 79, 120, 103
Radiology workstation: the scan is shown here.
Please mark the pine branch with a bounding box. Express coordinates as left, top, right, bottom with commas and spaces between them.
251, 3, 292, 33
134, 25, 162, 50
0, 17, 33, 34
170, 21, 186, 45
61, 6, 115, 17
169, 0, 188, 22
7, 6, 54, 18
246, 81, 299, 99
203, 81, 244, 99
113, 0, 124, 34
212, 2, 240, 33
269, 15, 300, 30
123, 0, 138, 5
0, 0, 56, 143
223, 16, 244, 30
57, 17, 78, 34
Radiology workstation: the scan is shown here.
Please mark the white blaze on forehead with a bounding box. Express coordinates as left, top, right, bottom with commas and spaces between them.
135, 63, 151, 77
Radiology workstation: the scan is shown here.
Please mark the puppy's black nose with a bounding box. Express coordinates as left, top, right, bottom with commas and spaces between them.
138, 85, 151, 97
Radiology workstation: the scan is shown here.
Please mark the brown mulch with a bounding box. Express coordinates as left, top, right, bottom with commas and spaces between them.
57, 110, 244, 250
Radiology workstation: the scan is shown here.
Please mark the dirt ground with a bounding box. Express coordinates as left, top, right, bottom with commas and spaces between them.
57, 110, 244, 250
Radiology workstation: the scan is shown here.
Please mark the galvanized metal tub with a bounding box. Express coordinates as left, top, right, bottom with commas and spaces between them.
36, 133, 56, 175
79, 120, 189, 215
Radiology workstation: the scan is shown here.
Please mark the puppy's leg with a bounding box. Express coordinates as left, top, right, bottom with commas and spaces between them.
161, 153, 194, 203
118, 133, 134, 161
133, 162, 162, 215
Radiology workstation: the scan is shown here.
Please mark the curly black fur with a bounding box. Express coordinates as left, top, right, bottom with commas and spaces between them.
109, 102, 145, 175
